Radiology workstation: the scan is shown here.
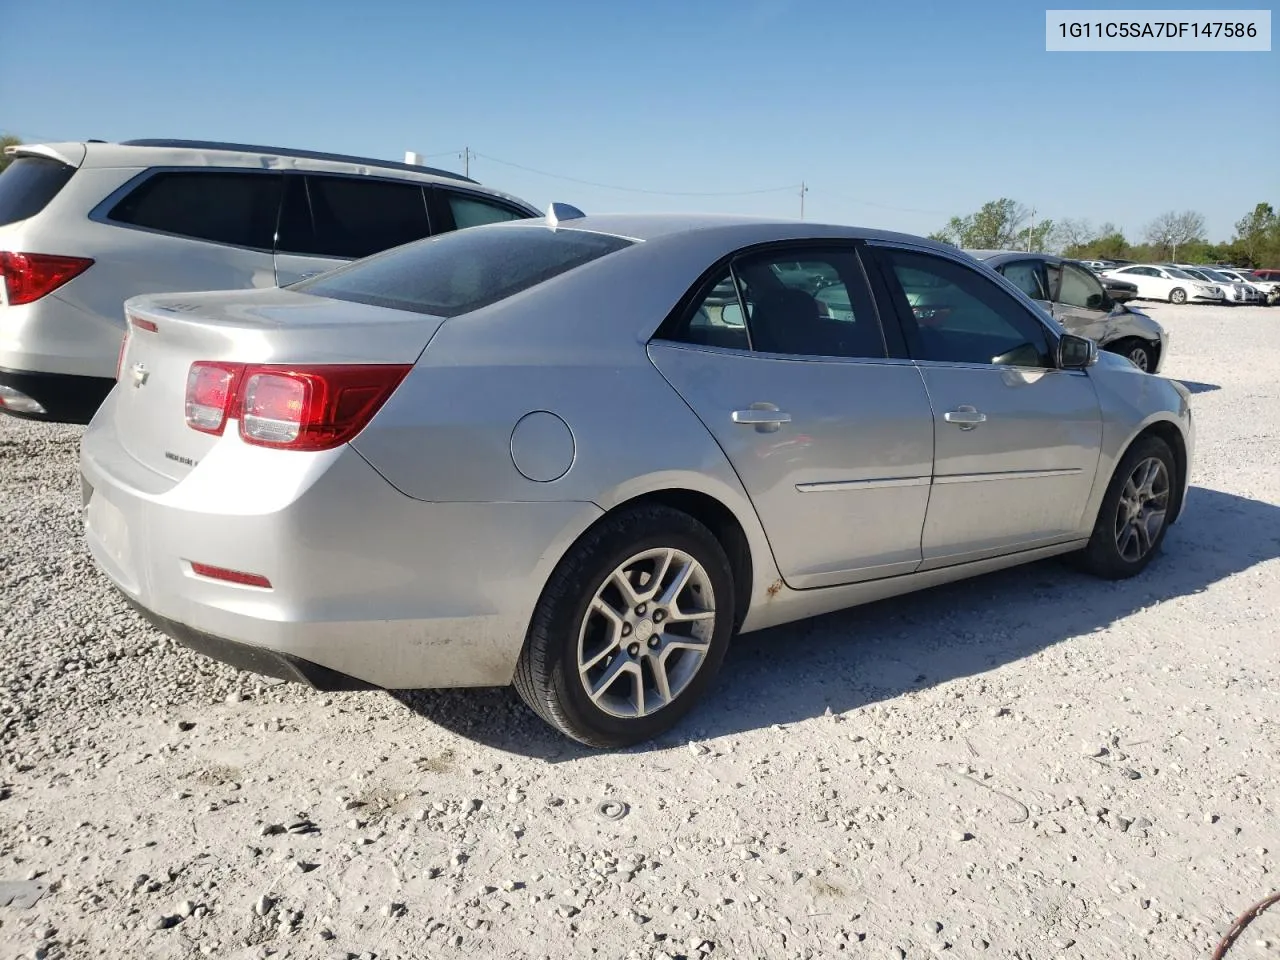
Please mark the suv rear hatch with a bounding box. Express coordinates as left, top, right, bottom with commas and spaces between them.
111, 288, 444, 483
0, 144, 90, 308
0, 143, 86, 229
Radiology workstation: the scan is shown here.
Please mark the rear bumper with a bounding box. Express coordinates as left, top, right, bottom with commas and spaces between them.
0, 366, 115, 423
79, 406, 602, 689
119, 589, 376, 691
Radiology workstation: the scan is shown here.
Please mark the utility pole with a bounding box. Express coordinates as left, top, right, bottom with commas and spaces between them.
1027, 207, 1036, 251
799, 181, 808, 220
459, 146, 474, 178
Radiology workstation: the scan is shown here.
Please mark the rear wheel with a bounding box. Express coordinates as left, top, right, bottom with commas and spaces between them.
1168, 287, 1187, 304
1073, 435, 1176, 579
514, 505, 735, 748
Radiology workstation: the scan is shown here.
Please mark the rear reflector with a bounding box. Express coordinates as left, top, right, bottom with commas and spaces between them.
189, 562, 272, 589
0, 384, 47, 415
0, 252, 94, 305
184, 362, 411, 451
185, 362, 243, 435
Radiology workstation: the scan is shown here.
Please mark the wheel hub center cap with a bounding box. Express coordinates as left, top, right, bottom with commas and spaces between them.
634, 619, 655, 643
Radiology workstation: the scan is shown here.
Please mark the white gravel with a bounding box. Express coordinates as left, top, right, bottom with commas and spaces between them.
1, 302, 1278, 960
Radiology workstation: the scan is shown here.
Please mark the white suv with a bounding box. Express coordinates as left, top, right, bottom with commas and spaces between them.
0, 139, 540, 423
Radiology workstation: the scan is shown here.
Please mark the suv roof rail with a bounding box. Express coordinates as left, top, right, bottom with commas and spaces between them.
118, 139, 479, 184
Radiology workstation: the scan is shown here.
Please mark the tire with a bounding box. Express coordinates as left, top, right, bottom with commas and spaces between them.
1168, 287, 1187, 305
1073, 435, 1177, 580
514, 504, 736, 748
1111, 338, 1155, 372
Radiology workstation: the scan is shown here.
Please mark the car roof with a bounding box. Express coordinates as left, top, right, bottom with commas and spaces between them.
542, 212, 961, 251
965, 249, 1067, 267
14, 139, 539, 212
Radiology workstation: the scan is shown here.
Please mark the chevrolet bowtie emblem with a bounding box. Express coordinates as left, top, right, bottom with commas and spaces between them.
130, 363, 149, 388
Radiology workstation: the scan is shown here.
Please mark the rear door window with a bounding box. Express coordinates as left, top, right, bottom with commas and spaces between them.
296, 224, 632, 318
0, 156, 76, 226
107, 170, 283, 249
279, 175, 432, 259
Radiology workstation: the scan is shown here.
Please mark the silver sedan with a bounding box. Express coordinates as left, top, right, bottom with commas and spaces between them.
80, 210, 1195, 747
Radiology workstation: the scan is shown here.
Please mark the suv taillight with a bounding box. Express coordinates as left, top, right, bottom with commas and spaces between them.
0, 252, 94, 305
184, 362, 410, 451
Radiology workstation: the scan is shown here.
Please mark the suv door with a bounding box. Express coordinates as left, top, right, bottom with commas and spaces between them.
648, 244, 935, 589
868, 244, 1103, 567
273, 174, 433, 285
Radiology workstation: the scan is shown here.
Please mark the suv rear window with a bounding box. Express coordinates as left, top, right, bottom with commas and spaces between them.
296, 224, 633, 318
0, 156, 76, 226
107, 170, 283, 249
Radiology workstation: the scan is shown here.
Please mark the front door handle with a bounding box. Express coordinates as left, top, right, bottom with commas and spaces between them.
943, 405, 987, 430
732, 404, 792, 432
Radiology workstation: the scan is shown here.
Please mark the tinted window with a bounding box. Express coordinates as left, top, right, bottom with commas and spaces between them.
0, 157, 76, 226
297, 224, 632, 318
108, 170, 282, 248
1058, 262, 1106, 309
734, 249, 886, 359
444, 191, 526, 229
279, 176, 431, 259
999, 260, 1048, 300
676, 269, 751, 351
877, 248, 1052, 368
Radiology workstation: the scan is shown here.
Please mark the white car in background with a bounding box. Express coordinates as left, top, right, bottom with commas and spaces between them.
1176, 265, 1262, 305
1210, 267, 1267, 303
1103, 264, 1224, 305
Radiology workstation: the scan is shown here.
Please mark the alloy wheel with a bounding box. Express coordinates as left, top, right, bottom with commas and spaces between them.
1114, 457, 1170, 562
577, 548, 717, 719
1127, 345, 1150, 371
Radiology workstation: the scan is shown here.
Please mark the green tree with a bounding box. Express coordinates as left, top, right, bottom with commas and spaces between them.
931, 198, 1050, 251
0, 134, 21, 173
1232, 202, 1277, 267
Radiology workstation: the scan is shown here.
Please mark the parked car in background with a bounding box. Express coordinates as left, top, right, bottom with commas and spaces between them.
1103, 264, 1224, 305
967, 251, 1167, 372
1210, 267, 1267, 302
1078, 259, 1116, 274
1244, 269, 1280, 304
81, 212, 1194, 747
0, 139, 540, 423
1175, 265, 1262, 305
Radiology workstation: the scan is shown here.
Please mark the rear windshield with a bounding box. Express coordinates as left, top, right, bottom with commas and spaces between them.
295, 224, 633, 318
0, 156, 76, 226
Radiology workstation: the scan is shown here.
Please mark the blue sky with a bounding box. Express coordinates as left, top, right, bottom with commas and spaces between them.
3, 0, 1276, 241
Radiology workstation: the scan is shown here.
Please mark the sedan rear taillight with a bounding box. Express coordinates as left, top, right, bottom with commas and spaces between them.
185, 362, 244, 436
0, 252, 94, 305
184, 362, 411, 451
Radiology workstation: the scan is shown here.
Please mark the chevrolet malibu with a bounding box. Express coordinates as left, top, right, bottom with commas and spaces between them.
81, 210, 1195, 747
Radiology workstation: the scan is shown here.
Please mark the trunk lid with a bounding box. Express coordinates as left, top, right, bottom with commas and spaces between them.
112, 287, 443, 481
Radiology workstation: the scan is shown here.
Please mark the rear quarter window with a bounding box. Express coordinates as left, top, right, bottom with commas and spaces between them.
0, 156, 76, 226
295, 224, 633, 318
107, 170, 283, 249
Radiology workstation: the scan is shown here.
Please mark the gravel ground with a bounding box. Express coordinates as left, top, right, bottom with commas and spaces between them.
1, 303, 1277, 960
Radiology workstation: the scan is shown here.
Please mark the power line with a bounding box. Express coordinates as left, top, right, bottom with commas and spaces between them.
473, 151, 801, 198
808, 187, 951, 218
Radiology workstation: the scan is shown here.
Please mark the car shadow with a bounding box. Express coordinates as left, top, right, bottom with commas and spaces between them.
386, 486, 1279, 761
1173, 379, 1221, 394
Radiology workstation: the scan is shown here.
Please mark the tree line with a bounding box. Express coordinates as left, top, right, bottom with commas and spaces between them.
928, 197, 1280, 269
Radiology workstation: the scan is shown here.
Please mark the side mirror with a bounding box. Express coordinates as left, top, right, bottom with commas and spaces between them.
1058, 334, 1098, 370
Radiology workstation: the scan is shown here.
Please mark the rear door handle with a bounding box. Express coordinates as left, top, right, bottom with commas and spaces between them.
732, 405, 792, 432
943, 405, 987, 430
